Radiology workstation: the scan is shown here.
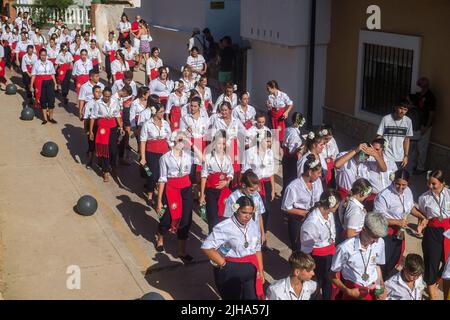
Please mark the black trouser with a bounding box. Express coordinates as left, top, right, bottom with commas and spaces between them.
118, 106, 131, 158
40, 80, 55, 109
92, 64, 99, 73
158, 185, 193, 240
422, 226, 445, 285
4, 46, 12, 68
261, 180, 272, 233
144, 151, 164, 193
282, 154, 297, 196
22, 72, 32, 99
312, 254, 334, 300
205, 187, 221, 233
85, 121, 97, 153
61, 69, 72, 98
99, 127, 119, 173
214, 261, 257, 300
288, 215, 303, 252
381, 234, 403, 280
104, 54, 112, 81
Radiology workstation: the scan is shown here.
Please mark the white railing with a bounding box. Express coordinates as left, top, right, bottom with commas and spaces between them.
14, 5, 90, 28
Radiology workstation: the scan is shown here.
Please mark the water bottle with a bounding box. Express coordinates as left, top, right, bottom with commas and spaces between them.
157, 205, 167, 220
143, 165, 152, 177
210, 242, 231, 267
373, 278, 384, 296
199, 204, 207, 221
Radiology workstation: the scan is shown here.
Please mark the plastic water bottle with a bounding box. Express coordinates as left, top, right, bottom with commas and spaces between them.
157, 205, 167, 220
373, 278, 384, 296
199, 204, 207, 221
210, 242, 231, 267
143, 165, 152, 177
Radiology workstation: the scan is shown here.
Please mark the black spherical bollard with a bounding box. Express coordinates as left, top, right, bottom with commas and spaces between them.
20, 107, 35, 121
6, 83, 17, 95
141, 292, 165, 300
41, 141, 59, 158
76, 195, 98, 216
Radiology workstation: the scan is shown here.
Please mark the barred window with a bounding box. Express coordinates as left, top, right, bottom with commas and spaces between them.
361, 44, 414, 116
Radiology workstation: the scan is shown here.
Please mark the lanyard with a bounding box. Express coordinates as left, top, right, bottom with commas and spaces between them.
231, 215, 249, 248
151, 120, 164, 138
359, 249, 372, 279
39, 61, 47, 74
213, 153, 225, 173
431, 190, 445, 218
397, 193, 406, 216
171, 152, 184, 175
323, 219, 334, 243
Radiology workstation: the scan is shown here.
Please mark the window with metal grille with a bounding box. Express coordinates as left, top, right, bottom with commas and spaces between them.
361, 44, 414, 116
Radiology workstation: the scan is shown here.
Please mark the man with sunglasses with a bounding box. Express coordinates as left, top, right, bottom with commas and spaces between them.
330, 211, 388, 300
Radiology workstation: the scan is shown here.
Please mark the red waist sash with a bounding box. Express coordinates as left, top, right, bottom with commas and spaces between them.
428, 217, 450, 261
150, 68, 159, 80
0, 59, 5, 78
226, 254, 265, 300
73, 54, 81, 62
145, 139, 169, 154
48, 58, 56, 65
270, 107, 286, 142
121, 32, 130, 39
34, 74, 53, 109
169, 106, 181, 131
311, 243, 336, 257
341, 279, 375, 300
166, 175, 192, 233
206, 172, 232, 217
388, 226, 406, 267
18, 51, 26, 60
108, 50, 116, 63
258, 177, 271, 200
92, 58, 99, 66
76, 74, 89, 95
244, 119, 252, 130
126, 59, 135, 68
95, 118, 117, 158
57, 63, 71, 83
25, 64, 32, 74
115, 71, 124, 81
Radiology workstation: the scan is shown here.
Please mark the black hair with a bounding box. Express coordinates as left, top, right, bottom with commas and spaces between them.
255, 112, 266, 120
371, 137, 387, 150
80, 49, 88, 55
302, 154, 322, 174
219, 101, 232, 111
121, 85, 133, 97
190, 96, 202, 105
239, 91, 250, 100
292, 112, 305, 128
89, 69, 99, 77
305, 132, 324, 152
92, 85, 102, 93
124, 70, 134, 81
234, 196, 255, 215
393, 169, 410, 182
240, 169, 260, 188
190, 46, 199, 53
313, 189, 342, 210
26, 44, 34, 51
38, 48, 47, 55
103, 87, 113, 94
266, 80, 279, 90
137, 86, 150, 99
319, 124, 333, 136
151, 47, 160, 55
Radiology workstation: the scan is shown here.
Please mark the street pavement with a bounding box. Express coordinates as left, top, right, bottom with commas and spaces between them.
0, 66, 443, 299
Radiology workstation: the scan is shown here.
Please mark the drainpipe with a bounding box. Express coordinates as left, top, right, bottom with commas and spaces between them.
306, 0, 316, 129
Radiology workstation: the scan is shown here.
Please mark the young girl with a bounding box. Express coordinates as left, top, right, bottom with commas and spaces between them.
55, 43, 73, 104
137, 19, 152, 67
199, 130, 234, 233
110, 50, 129, 82
318, 125, 340, 187
232, 91, 256, 129
180, 64, 196, 94
69, 35, 85, 62
102, 31, 119, 84
213, 82, 238, 113
146, 47, 163, 82
87, 39, 102, 73
301, 190, 342, 300
195, 75, 213, 115
165, 80, 187, 131
117, 13, 131, 47
46, 37, 59, 66
21, 44, 36, 104
129, 86, 150, 154
282, 155, 323, 251
245, 112, 271, 151
297, 131, 327, 179
266, 80, 293, 143
122, 39, 137, 71
149, 66, 174, 107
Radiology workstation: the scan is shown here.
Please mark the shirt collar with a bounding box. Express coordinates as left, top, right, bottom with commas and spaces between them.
349, 197, 365, 209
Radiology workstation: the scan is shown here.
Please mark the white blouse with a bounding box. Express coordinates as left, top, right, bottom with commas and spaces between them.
140, 118, 172, 141
31, 60, 55, 75
91, 98, 121, 119
21, 54, 37, 73
267, 90, 293, 110
166, 92, 188, 114
45, 46, 59, 59
87, 47, 102, 63
158, 150, 194, 182
150, 78, 174, 98
335, 151, 370, 191
374, 185, 415, 220
232, 105, 256, 127
102, 40, 119, 52
72, 59, 93, 76
241, 148, 275, 179
111, 60, 130, 75
55, 52, 73, 65
281, 177, 323, 211
146, 57, 163, 75
418, 188, 450, 220
201, 153, 234, 179
338, 198, 366, 232
129, 99, 147, 127
283, 127, 303, 154
213, 93, 238, 113
297, 151, 328, 178
301, 208, 337, 253
320, 137, 339, 160
179, 113, 210, 139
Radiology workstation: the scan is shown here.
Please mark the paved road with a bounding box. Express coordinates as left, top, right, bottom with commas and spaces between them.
0, 66, 442, 299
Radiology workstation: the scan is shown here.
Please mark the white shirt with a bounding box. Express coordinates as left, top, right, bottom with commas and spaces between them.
232, 104, 256, 127
335, 151, 370, 190
140, 118, 171, 142
31, 59, 55, 75
242, 148, 274, 179
266, 277, 317, 300
123, 46, 137, 60
418, 188, 450, 220
385, 272, 425, 300
374, 185, 415, 220
246, 125, 271, 150
201, 153, 234, 179
283, 127, 303, 154
15, 40, 34, 53
338, 198, 366, 232
301, 208, 337, 253
87, 47, 102, 63
158, 150, 194, 182
21, 53, 37, 73
111, 60, 130, 75
201, 215, 261, 258
213, 93, 238, 113
117, 21, 131, 33
367, 156, 397, 194
91, 98, 121, 119
146, 57, 163, 75
281, 177, 323, 211
186, 54, 205, 72
209, 116, 246, 143
195, 85, 213, 109
297, 151, 328, 178
102, 40, 119, 52
45, 45, 59, 60
224, 190, 265, 227
267, 90, 293, 110
331, 236, 385, 287
55, 52, 73, 65
111, 79, 138, 97
166, 92, 188, 114
180, 112, 210, 139
377, 114, 413, 162
150, 78, 174, 98
320, 137, 339, 161
137, 108, 153, 127
72, 59, 93, 76
129, 99, 146, 127
83, 98, 100, 119
78, 81, 105, 102
69, 42, 88, 56
180, 77, 196, 93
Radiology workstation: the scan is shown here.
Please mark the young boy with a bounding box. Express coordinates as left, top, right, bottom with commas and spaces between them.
266, 251, 318, 300
84, 85, 103, 168
385, 253, 426, 300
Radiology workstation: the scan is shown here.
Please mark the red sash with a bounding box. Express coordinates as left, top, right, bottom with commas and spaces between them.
228, 138, 240, 173
76, 74, 89, 95
34, 74, 53, 109
73, 54, 81, 62
126, 59, 135, 69
205, 100, 211, 113
25, 64, 32, 74
35, 45, 43, 54
49, 58, 56, 65
226, 254, 265, 300
338, 187, 349, 201
258, 177, 271, 200
311, 243, 336, 257
166, 175, 192, 233
325, 157, 334, 186
169, 106, 181, 131
0, 59, 5, 78
109, 50, 116, 63
427, 218, 450, 262
191, 137, 207, 173
11, 43, 17, 59
244, 120, 253, 130
92, 58, 99, 66
115, 72, 124, 81
159, 96, 168, 107
121, 32, 130, 39
388, 226, 406, 267
206, 172, 232, 217
18, 50, 26, 60
270, 107, 286, 142
145, 139, 169, 154
341, 279, 375, 300
57, 63, 71, 84
95, 118, 117, 158
150, 68, 159, 80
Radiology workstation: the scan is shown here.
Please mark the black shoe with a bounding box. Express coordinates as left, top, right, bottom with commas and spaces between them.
179, 254, 194, 264
49, 119, 57, 124
155, 244, 164, 253
41, 120, 48, 125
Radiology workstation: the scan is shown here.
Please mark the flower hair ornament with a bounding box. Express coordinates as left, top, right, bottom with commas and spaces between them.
307, 132, 315, 140
233, 84, 238, 92
389, 172, 396, 182
168, 131, 178, 147
165, 67, 170, 74
319, 129, 329, 137
194, 74, 201, 82
309, 159, 320, 169
174, 81, 181, 90
383, 140, 389, 150
362, 186, 373, 197
328, 195, 337, 208
298, 117, 306, 128
232, 203, 240, 213
426, 170, 432, 180
150, 106, 157, 115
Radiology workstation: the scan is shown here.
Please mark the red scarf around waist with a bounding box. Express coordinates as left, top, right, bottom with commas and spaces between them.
311, 243, 336, 257
169, 106, 181, 131
115, 71, 124, 81
108, 50, 116, 63
95, 118, 117, 158
226, 254, 265, 300
126, 59, 135, 69
166, 175, 192, 233
57, 63, 71, 83
34, 74, 53, 109
388, 226, 406, 267
145, 139, 169, 154
258, 177, 271, 200
76, 74, 89, 95
427, 217, 450, 261
206, 172, 232, 218
0, 59, 5, 78
18, 51, 26, 60
270, 107, 286, 142
92, 58, 99, 66
341, 279, 375, 300
121, 32, 130, 39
